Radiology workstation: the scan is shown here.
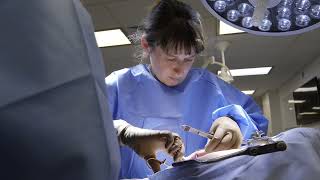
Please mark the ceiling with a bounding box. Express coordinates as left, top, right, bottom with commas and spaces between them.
80, 0, 320, 98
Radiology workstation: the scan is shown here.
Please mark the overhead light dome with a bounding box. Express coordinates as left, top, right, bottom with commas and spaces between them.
201, 0, 320, 36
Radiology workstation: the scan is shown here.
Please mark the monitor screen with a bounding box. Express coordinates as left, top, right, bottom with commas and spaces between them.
293, 77, 320, 125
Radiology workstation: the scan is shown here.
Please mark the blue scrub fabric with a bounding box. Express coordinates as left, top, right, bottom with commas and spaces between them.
149, 128, 320, 180
105, 64, 268, 179
0, 0, 120, 179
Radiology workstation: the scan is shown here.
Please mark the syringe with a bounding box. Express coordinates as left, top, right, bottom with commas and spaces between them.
181, 125, 214, 139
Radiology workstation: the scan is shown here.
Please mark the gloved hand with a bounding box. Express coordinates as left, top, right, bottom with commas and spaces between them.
205, 116, 243, 153
114, 120, 185, 172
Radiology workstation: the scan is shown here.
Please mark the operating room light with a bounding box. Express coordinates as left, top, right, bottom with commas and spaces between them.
202, 0, 320, 36
288, 100, 306, 103
312, 106, 320, 110
218, 67, 272, 76
294, 86, 318, 92
94, 29, 131, 47
242, 90, 256, 94
299, 112, 319, 115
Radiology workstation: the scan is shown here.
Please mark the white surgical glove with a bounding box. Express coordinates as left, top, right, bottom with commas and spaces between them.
205, 117, 243, 153
114, 120, 184, 172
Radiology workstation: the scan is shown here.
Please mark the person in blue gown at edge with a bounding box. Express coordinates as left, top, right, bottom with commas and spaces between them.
107, 0, 269, 179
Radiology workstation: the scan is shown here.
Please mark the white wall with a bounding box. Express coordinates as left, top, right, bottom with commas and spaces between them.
262, 90, 283, 135
279, 93, 297, 130
262, 93, 272, 135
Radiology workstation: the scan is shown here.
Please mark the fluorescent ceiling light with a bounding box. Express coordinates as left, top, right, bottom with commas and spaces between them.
312, 107, 320, 110
242, 90, 255, 95
219, 21, 244, 35
294, 87, 318, 92
288, 100, 306, 104
218, 67, 272, 77
299, 112, 319, 115
94, 29, 131, 47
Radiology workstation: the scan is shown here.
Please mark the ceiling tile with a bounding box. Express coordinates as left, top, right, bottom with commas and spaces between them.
85, 5, 120, 30
106, 0, 152, 28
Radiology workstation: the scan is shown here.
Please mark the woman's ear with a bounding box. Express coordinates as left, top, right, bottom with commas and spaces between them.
141, 35, 150, 51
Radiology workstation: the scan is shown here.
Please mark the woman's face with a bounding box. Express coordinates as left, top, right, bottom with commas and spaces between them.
149, 46, 196, 87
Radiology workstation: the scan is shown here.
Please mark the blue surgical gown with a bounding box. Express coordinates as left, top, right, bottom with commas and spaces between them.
105, 64, 268, 179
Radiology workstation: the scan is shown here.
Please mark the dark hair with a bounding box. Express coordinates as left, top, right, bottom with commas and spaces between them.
132, 0, 205, 61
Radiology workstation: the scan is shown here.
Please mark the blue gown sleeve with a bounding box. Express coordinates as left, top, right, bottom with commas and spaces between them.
105, 72, 119, 120
212, 76, 269, 139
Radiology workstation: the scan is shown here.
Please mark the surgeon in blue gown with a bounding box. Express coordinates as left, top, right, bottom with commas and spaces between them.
105, 0, 268, 179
